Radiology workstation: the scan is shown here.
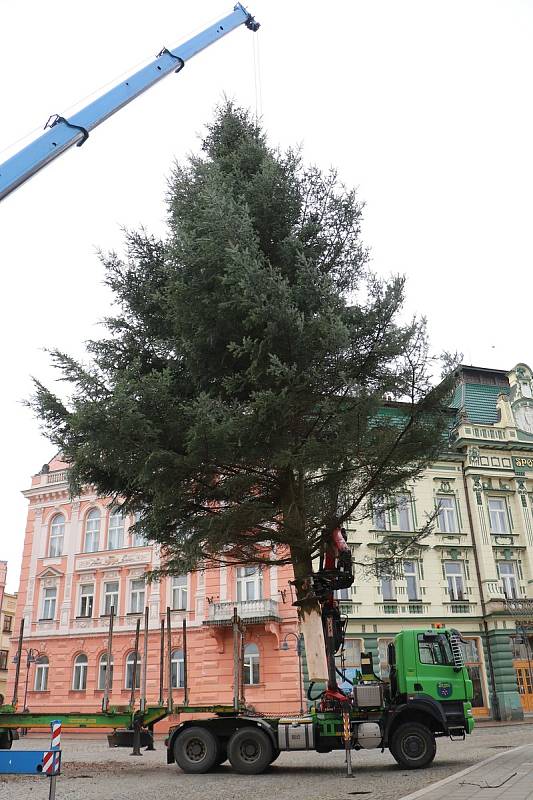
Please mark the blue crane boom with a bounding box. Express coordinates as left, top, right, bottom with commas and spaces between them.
0, 3, 259, 202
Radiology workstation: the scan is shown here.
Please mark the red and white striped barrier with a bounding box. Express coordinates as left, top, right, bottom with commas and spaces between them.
42, 719, 62, 779
51, 721, 61, 749
42, 750, 60, 775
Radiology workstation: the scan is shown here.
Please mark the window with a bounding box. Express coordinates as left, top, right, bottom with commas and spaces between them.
84, 509, 100, 553
2, 615, 13, 633
403, 560, 419, 601
42, 587, 57, 620
171, 575, 188, 611
171, 649, 184, 689
108, 509, 125, 550
236, 567, 263, 602
129, 579, 145, 614
437, 496, 458, 533
397, 495, 413, 531
498, 562, 518, 599
125, 652, 141, 690
132, 513, 147, 547
78, 584, 94, 617
459, 637, 485, 708
72, 654, 88, 691
373, 498, 386, 530
132, 529, 147, 547
98, 653, 114, 690
335, 586, 350, 601
381, 574, 396, 601
34, 656, 49, 691
488, 498, 509, 533
418, 634, 452, 666
444, 561, 465, 601
0, 650, 8, 671
49, 514, 65, 557
243, 643, 260, 685
378, 638, 394, 679
103, 581, 119, 616
336, 638, 362, 687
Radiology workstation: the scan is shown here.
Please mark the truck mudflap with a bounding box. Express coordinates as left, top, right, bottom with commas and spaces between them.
383, 694, 450, 745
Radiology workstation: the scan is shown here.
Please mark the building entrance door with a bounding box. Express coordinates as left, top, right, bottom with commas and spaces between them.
514, 662, 533, 712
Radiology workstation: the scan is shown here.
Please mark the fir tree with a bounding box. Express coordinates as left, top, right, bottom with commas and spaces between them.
31, 103, 454, 617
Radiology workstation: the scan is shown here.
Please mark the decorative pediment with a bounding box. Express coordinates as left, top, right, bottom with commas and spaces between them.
37, 566, 63, 580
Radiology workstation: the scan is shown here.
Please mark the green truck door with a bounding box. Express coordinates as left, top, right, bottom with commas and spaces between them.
415, 633, 471, 702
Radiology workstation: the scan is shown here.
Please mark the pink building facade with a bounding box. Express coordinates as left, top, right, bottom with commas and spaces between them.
8, 458, 302, 729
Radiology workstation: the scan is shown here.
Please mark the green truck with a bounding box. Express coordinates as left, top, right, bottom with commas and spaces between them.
166, 626, 475, 774
0, 626, 474, 776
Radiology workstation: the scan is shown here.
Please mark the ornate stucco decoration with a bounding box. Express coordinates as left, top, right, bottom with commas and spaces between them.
509, 363, 533, 434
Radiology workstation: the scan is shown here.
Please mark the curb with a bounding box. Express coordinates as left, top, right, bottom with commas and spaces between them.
397, 744, 526, 800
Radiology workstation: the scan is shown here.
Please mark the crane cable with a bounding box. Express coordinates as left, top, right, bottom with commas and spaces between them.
252, 27, 263, 122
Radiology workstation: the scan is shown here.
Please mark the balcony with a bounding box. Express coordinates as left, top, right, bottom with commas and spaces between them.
204, 599, 281, 626
445, 603, 473, 614
499, 598, 533, 617
46, 469, 69, 485
376, 602, 430, 616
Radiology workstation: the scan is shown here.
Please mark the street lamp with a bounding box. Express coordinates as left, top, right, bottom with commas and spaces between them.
12, 649, 46, 713
281, 631, 304, 715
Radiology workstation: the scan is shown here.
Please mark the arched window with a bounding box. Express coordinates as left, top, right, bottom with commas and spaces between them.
84, 509, 100, 553
49, 514, 65, 557
171, 649, 184, 689
98, 653, 114, 690
108, 509, 125, 550
244, 644, 260, 685
72, 654, 88, 691
125, 652, 141, 690
131, 512, 147, 547
34, 655, 49, 691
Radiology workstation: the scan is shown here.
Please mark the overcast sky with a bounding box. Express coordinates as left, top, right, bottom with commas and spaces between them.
1, 0, 532, 592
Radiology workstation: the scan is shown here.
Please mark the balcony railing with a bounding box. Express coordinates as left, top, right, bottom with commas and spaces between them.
502, 598, 533, 617
376, 602, 430, 616
204, 598, 281, 626
445, 603, 472, 614
46, 469, 69, 484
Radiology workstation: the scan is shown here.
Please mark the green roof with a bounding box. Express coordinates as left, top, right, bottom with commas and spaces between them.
451, 382, 510, 425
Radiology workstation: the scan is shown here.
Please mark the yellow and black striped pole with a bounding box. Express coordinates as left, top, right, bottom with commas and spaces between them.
343, 708, 353, 777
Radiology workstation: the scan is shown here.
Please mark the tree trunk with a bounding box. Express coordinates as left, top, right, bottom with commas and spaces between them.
290, 549, 328, 681
281, 470, 328, 681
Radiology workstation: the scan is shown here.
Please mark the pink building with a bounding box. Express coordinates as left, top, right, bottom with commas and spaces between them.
0, 562, 5, 621
8, 458, 302, 729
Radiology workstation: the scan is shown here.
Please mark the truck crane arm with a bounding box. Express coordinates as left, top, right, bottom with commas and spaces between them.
0, 3, 259, 202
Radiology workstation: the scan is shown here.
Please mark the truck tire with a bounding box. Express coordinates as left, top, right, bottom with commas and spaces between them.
173, 726, 219, 773
228, 727, 273, 774
0, 730, 13, 750
389, 722, 436, 769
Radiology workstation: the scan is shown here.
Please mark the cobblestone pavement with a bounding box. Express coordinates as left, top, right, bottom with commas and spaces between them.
399, 743, 533, 800
1, 724, 532, 800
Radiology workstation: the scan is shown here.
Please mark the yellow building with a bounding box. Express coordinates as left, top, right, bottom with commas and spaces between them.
0, 562, 16, 704
342, 363, 533, 721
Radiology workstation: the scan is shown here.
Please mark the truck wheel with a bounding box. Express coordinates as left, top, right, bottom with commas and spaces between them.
228, 727, 273, 774
0, 730, 13, 750
173, 726, 219, 773
389, 723, 436, 769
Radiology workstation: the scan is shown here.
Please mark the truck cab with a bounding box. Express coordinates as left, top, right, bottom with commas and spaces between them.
387, 627, 475, 738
